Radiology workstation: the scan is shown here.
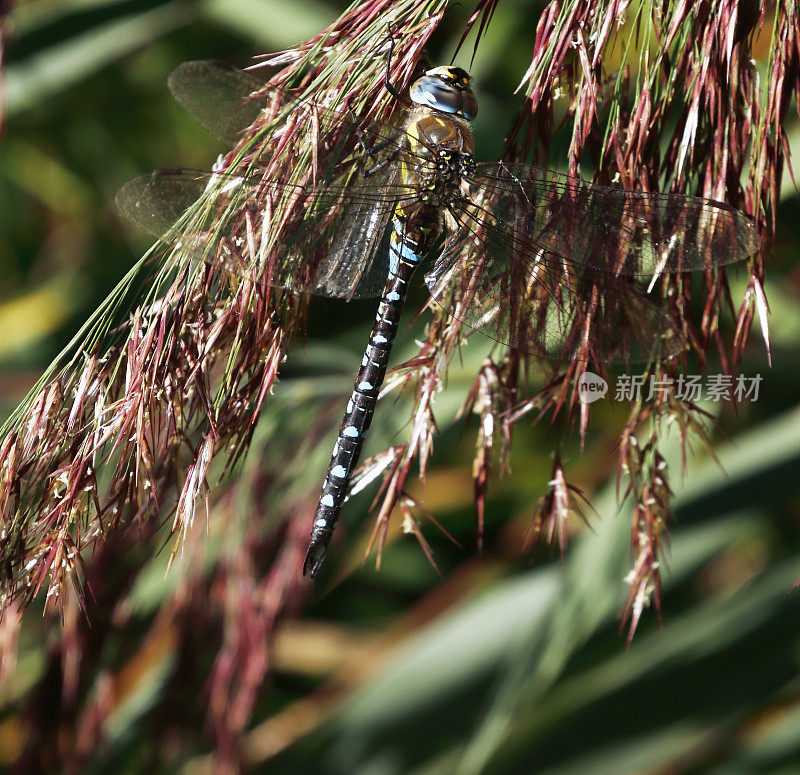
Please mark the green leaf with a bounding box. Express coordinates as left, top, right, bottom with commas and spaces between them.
5, 1, 196, 117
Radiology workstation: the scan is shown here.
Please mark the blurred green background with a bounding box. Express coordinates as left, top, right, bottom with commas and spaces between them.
3, 1, 800, 773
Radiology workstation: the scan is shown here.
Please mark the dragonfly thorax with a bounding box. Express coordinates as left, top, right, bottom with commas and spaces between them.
413, 147, 475, 208
433, 147, 476, 177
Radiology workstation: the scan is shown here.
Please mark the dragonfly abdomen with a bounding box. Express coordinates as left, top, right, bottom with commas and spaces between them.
303, 222, 426, 577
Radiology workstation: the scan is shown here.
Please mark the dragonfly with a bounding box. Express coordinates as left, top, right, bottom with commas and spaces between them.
117, 59, 761, 577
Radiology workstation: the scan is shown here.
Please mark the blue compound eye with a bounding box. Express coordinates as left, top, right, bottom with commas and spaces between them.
410, 76, 463, 114
410, 76, 478, 120
458, 91, 478, 121
409, 67, 478, 120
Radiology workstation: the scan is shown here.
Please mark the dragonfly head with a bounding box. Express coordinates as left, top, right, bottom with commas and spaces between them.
409, 66, 478, 121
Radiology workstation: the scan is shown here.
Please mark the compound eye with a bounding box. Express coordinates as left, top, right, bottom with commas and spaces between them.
458, 91, 478, 121
410, 76, 462, 115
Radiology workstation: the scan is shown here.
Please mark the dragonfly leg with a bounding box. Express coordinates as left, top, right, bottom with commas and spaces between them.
345, 99, 402, 178
383, 22, 409, 105
361, 153, 399, 179
350, 119, 401, 177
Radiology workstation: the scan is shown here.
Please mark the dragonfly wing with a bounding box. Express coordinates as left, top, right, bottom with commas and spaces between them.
116, 166, 413, 299
115, 169, 218, 238
166, 60, 418, 156
167, 60, 268, 147
471, 162, 760, 277
309, 163, 402, 299
425, 203, 685, 365
120, 64, 474, 298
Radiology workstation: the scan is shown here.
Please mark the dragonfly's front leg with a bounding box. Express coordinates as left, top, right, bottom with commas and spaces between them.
360, 152, 400, 179
346, 101, 402, 179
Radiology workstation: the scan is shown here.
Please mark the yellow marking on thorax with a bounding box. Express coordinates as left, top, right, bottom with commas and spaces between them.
406, 110, 474, 152
399, 110, 474, 188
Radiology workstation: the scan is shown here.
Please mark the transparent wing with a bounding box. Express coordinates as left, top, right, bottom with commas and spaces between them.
167, 60, 268, 146
425, 201, 685, 365
164, 59, 414, 156
470, 162, 760, 278
310, 164, 403, 299
116, 164, 413, 299
422, 165, 759, 364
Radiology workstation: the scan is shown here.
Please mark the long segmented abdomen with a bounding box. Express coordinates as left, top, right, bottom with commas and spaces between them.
303, 219, 426, 577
